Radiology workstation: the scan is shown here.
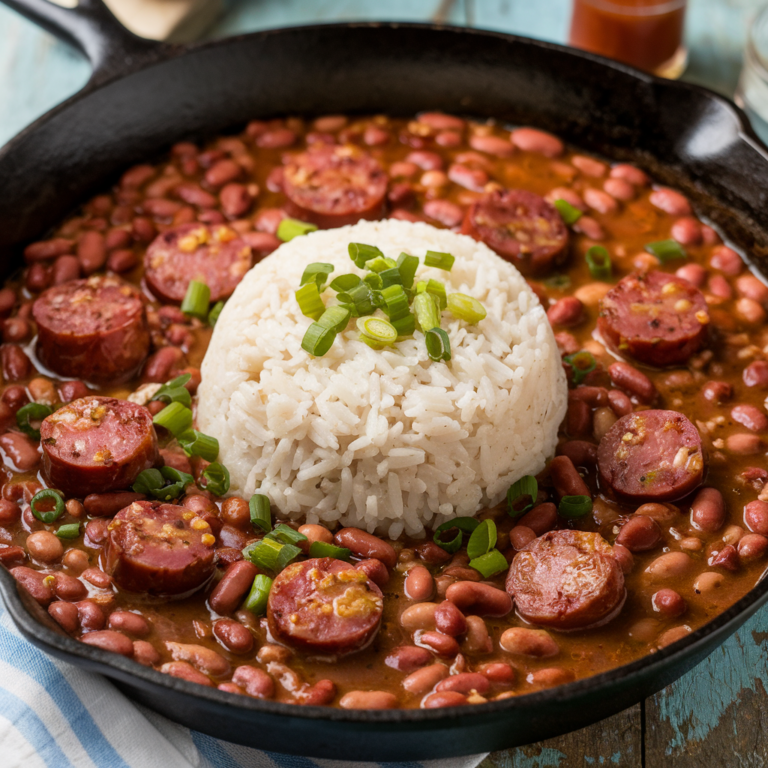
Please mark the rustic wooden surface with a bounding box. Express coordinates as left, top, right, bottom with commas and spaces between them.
2, 0, 768, 765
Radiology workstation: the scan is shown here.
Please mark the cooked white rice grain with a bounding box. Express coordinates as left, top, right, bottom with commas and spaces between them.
197, 220, 567, 537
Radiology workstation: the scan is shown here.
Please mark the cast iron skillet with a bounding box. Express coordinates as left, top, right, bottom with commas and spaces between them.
2, 0, 768, 760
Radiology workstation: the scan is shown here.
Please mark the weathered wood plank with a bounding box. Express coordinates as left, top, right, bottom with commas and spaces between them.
480, 703, 643, 768
645, 607, 768, 767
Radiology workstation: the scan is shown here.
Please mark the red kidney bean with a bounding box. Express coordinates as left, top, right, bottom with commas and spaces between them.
121, 164, 155, 189
339, 690, 398, 709
143, 346, 185, 383
572, 155, 607, 177
608, 362, 656, 403
58, 380, 90, 403
557, 441, 598, 468
605, 390, 632, 418
469, 134, 513, 156
550, 454, 590, 498
446, 581, 513, 617
500, 627, 559, 657
77, 231, 106, 274
710, 245, 743, 276
0, 288, 15, 318
710, 544, 740, 571
385, 645, 433, 672
216, 496, 247, 530
726, 433, 764, 455
2, 318, 29, 344
528, 667, 576, 688
738, 533, 768, 562
616, 515, 662, 553
0, 433, 39, 472
645, 551, 693, 579
63, 548, 89, 574
423, 199, 464, 227
691, 487, 726, 532
80, 629, 134, 657
675, 263, 707, 287
649, 187, 691, 216
434, 600, 467, 637
652, 589, 687, 618
204, 159, 241, 188
108, 611, 150, 637
142, 198, 182, 218
107, 249, 138, 273
423, 691, 468, 708
227, 665, 273, 698
257, 128, 296, 148
334, 528, 396, 568
509, 525, 536, 550
296, 679, 336, 706
566, 398, 592, 437
547, 186, 586, 210
702, 381, 733, 404
160, 661, 213, 686
583, 187, 617, 214
418, 630, 460, 657
0, 499, 20, 526
744, 500, 768, 535
81, 567, 112, 589
744, 361, 768, 388
670, 216, 702, 245
76, 601, 106, 631
612, 543, 634, 574
49, 601, 80, 634
402, 663, 449, 694
24, 238, 73, 262
547, 297, 584, 328
175, 184, 216, 208
167, 641, 230, 676
569, 386, 609, 407
447, 164, 488, 191
518, 503, 558, 535
0, 401, 13, 432
1, 344, 31, 382
0, 546, 25, 567
404, 565, 434, 601
219, 183, 253, 218
416, 541, 452, 564
603, 177, 635, 201
511, 128, 563, 157
52, 572, 87, 602
610, 164, 649, 185
51, 255, 80, 285
405, 150, 443, 170
133, 640, 161, 666
10, 567, 53, 606
356, 558, 389, 587
84, 492, 146, 517
436, 672, 490, 695
209, 560, 259, 614
708, 274, 733, 299
736, 274, 768, 304
105, 228, 132, 251
83, 520, 110, 548
213, 619, 254, 654
441, 566, 480, 581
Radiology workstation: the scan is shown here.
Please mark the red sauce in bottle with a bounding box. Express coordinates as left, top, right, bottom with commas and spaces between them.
569, 0, 687, 75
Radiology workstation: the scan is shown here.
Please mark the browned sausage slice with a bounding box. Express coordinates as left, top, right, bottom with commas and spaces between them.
104, 500, 216, 595
282, 145, 388, 228
40, 396, 158, 497
32, 276, 150, 384
144, 223, 252, 303
267, 557, 383, 656
597, 410, 705, 502
460, 189, 568, 276
598, 271, 709, 366
506, 530, 625, 630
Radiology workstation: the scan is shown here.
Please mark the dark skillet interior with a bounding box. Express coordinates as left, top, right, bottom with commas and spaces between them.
3, 20, 768, 761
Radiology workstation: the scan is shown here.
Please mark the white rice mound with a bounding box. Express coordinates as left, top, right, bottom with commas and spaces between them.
197, 220, 567, 538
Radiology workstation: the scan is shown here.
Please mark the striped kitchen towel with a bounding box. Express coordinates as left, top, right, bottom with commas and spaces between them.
0, 604, 487, 768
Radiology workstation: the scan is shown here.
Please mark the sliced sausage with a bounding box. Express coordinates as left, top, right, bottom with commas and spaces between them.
267, 557, 383, 656
461, 189, 568, 276
104, 500, 216, 595
40, 397, 158, 497
282, 145, 388, 228
506, 530, 625, 630
32, 276, 150, 384
144, 223, 252, 303
598, 271, 709, 366
597, 410, 705, 502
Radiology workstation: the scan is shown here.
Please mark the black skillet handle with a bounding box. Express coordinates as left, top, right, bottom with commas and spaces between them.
2, 0, 175, 88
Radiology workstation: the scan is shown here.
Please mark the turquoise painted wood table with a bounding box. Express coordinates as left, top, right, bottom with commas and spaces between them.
2, 1, 768, 765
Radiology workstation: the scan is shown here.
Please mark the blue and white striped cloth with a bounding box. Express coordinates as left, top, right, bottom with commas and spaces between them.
0, 604, 487, 768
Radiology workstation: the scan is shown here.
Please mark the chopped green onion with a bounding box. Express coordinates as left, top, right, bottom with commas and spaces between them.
425, 328, 451, 362
397, 252, 419, 288
309, 541, 352, 560
177, 429, 219, 462
30, 489, 65, 524
154, 466, 195, 501
554, 199, 583, 225
318, 305, 351, 334
16, 402, 53, 440
199, 462, 230, 497
380, 284, 410, 321
414, 292, 439, 332
447, 293, 487, 325
208, 300, 224, 327
133, 468, 165, 496
468, 549, 509, 578
276, 542, 303, 571
348, 242, 383, 268
360, 335, 387, 350
645, 239, 687, 263
295, 282, 326, 321
338, 283, 375, 317
277, 218, 318, 242
300, 262, 335, 290
301, 323, 336, 356
544, 274, 571, 290
558, 495, 593, 519
365, 256, 397, 273
392, 313, 416, 337
363, 272, 383, 290
564, 350, 597, 385
249, 494, 271, 533
507, 475, 538, 517
425, 250, 455, 271
151, 374, 192, 408
417, 279, 447, 310
267, 523, 308, 546
180, 280, 210, 320
585, 246, 612, 281
379, 267, 403, 289
55, 523, 80, 539
330, 274, 361, 292
433, 517, 480, 553
467, 519, 497, 560
244, 574, 273, 614
153, 402, 193, 437
242, 538, 282, 570
357, 317, 398, 346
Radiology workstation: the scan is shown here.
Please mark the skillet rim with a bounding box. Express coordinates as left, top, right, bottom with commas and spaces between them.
1, 17, 768, 733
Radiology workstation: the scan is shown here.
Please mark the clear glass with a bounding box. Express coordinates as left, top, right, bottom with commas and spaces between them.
569, 0, 688, 78
735, 4, 768, 145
